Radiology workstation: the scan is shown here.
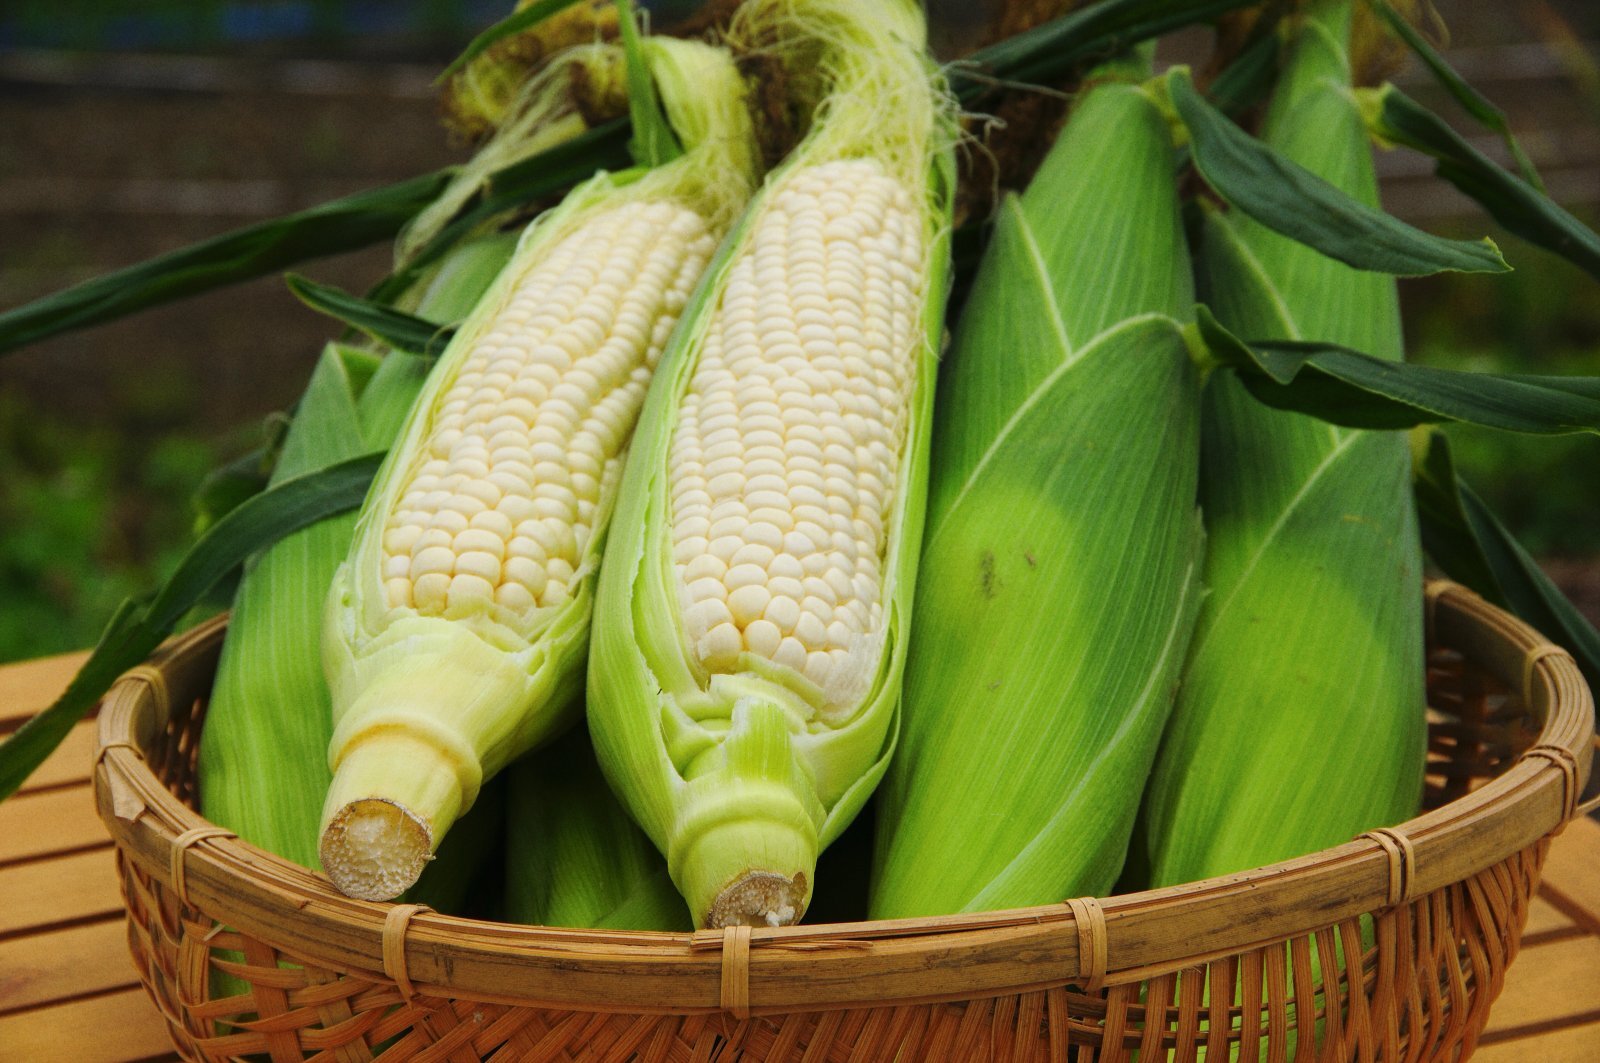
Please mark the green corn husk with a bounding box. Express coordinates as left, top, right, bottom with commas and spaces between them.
587, 0, 958, 928
1136, 0, 1426, 887
868, 49, 1205, 919
319, 36, 759, 900
504, 725, 690, 931
197, 234, 512, 870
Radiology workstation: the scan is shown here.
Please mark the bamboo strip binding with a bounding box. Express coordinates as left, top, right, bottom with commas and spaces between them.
90, 581, 1595, 1061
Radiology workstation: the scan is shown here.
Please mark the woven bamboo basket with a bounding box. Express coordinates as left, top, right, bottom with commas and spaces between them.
93, 580, 1595, 1062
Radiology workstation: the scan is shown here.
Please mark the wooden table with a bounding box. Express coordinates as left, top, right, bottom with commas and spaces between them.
2, 650, 1596, 1062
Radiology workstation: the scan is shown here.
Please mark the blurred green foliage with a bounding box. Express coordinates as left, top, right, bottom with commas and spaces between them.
1406, 235, 1600, 557
0, 389, 247, 664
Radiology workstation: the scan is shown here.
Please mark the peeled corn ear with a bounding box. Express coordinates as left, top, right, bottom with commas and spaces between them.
870, 50, 1205, 918
1136, 0, 1425, 886
319, 36, 759, 901
198, 233, 515, 871
587, 0, 957, 929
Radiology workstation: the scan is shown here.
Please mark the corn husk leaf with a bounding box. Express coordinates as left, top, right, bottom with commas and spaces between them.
952, 0, 1260, 101
504, 726, 690, 931
1137, 0, 1425, 887
870, 58, 1204, 918
285, 276, 457, 359
1366, 0, 1541, 188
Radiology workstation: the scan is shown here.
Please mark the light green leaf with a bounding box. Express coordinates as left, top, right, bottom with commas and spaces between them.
616, 0, 683, 168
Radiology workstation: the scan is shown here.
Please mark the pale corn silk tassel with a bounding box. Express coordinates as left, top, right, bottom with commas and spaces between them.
318, 37, 759, 901
587, 0, 959, 929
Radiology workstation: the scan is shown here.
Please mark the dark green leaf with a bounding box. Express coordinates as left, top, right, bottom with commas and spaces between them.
616, 0, 682, 168
1369, 86, 1600, 282
951, 0, 1260, 101
285, 274, 455, 358
1170, 69, 1509, 276
438, 0, 584, 82
1199, 305, 1600, 433
0, 170, 453, 357
0, 454, 382, 800
1366, 0, 1542, 189
1414, 431, 1600, 695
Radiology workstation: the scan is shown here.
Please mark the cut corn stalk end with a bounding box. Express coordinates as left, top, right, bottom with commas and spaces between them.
320, 797, 433, 901
710, 872, 807, 929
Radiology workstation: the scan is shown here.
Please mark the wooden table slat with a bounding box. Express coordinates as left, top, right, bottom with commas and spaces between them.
1483, 924, 1600, 1032
0, 847, 125, 938
0, 649, 90, 727
1520, 895, 1577, 939
0, 917, 142, 1016
16, 718, 98, 794
0, 986, 178, 1062
1474, 1016, 1600, 1063
0, 784, 111, 866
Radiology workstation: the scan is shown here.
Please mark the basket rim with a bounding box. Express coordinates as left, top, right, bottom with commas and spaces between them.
92, 580, 1594, 1016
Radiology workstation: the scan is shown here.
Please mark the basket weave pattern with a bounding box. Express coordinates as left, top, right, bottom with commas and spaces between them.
95, 583, 1594, 1062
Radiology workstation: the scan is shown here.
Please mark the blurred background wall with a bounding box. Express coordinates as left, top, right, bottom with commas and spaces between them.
0, 0, 1596, 660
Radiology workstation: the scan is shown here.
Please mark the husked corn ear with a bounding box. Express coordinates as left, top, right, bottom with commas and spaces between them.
197, 231, 518, 873
869, 48, 1205, 918
383, 201, 715, 619
320, 36, 759, 901
671, 158, 924, 699
1136, 0, 1425, 887
588, 0, 956, 929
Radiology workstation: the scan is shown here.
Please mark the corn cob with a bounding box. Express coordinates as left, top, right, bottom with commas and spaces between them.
504, 725, 690, 930
587, 0, 956, 929
868, 49, 1205, 918
197, 234, 513, 870
1136, 0, 1425, 886
319, 36, 759, 900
